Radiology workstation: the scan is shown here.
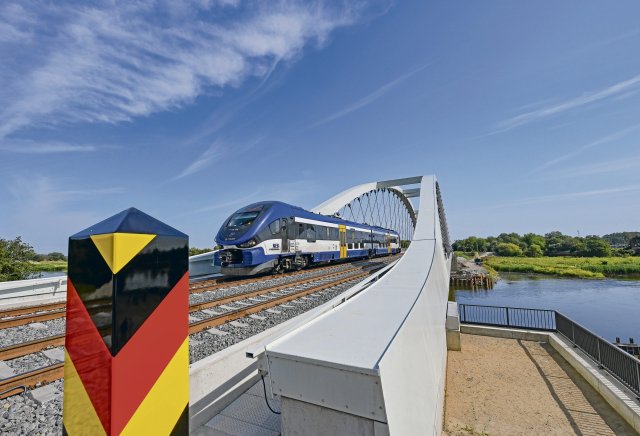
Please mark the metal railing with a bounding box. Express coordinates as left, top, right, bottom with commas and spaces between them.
458, 304, 556, 331
458, 304, 640, 398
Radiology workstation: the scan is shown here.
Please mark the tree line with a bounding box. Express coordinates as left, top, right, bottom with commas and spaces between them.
453, 231, 640, 258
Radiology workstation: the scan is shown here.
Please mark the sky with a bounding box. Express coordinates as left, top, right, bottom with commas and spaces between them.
1, 1, 639, 253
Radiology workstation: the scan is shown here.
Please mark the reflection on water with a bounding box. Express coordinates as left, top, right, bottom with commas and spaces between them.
30, 271, 66, 278
452, 273, 640, 342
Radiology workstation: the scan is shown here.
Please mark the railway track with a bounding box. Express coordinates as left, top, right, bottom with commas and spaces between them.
0, 257, 396, 400
0, 258, 381, 329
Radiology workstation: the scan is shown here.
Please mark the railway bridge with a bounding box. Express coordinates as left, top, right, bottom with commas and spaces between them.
0, 175, 455, 435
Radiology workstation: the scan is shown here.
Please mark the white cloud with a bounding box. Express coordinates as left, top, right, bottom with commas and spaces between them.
494, 184, 640, 208
4, 175, 122, 252
0, 1, 363, 143
311, 64, 429, 127
494, 74, 640, 133
541, 155, 640, 180
0, 139, 99, 153
530, 123, 640, 173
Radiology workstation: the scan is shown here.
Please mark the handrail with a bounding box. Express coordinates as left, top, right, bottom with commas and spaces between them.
458, 303, 640, 398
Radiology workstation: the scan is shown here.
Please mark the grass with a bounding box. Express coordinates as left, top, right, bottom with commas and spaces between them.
30, 260, 68, 272
485, 256, 640, 279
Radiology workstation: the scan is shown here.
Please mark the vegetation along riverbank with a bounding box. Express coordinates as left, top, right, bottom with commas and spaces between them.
483, 256, 640, 279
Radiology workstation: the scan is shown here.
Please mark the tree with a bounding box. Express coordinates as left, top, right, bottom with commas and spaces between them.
46, 252, 67, 261
582, 236, 612, 257
189, 247, 213, 256
526, 243, 544, 257
523, 233, 546, 251
495, 242, 523, 257
0, 237, 39, 282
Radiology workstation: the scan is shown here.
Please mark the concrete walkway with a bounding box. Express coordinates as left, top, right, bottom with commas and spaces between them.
444, 334, 636, 435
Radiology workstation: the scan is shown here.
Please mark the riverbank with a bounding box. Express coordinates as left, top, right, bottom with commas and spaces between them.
29, 260, 67, 272
484, 256, 640, 279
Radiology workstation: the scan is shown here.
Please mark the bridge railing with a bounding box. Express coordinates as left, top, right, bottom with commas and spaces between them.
458, 304, 640, 398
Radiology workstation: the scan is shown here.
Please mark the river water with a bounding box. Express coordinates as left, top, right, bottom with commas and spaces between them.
452, 273, 640, 342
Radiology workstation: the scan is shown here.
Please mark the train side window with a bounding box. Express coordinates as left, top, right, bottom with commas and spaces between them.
348, 243, 353, 249
269, 220, 281, 235
298, 224, 305, 239
307, 225, 316, 242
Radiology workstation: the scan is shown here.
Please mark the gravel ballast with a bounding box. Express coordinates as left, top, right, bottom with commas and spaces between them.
0, 257, 396, 435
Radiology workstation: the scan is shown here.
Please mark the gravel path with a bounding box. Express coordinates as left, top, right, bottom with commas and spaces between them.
0, 256, 396, 435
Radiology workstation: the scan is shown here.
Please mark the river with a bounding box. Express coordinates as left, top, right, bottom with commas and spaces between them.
452, 273, 640, 342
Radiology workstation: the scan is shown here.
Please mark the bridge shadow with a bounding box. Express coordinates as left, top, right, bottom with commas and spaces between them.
517, 339, 635, 436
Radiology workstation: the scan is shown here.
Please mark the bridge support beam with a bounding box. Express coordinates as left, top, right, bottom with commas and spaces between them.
63, 208, 189, 435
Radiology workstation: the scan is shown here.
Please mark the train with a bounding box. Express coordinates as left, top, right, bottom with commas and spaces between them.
213, 201, 401, 276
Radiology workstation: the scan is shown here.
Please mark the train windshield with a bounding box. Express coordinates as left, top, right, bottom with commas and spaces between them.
227, 211, 260, 228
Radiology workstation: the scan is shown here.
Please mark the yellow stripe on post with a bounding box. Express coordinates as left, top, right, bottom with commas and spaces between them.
63, 351, 108, 436
90, 233, 156, 274
120, 338, 190, 436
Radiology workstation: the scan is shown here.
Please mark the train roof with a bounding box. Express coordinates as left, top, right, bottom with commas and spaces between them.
239, 201, 398, 234
216, 201, 399, 245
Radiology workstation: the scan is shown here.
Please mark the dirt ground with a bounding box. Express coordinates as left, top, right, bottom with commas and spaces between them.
443, 334, 637, 436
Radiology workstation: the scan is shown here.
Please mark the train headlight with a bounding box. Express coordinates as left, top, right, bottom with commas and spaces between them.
238, 239, 257, 248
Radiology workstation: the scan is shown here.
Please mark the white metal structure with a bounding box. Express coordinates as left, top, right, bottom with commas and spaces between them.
257, 175, 452, 435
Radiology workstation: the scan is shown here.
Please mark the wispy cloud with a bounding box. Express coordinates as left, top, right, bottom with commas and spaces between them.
493, 74, 640, 133
172, 134, 265, 181
541, 155, 640, 180
530, 123, 640, 173
4, 175, 122, 251
311, 64, 429, 127
0, 1, 365, 143
0, 139, 99, 153
185, 179, 319, 216
494, 184, 640, 208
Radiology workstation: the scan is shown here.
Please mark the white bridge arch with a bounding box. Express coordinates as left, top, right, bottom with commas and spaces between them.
313, 175, 451, 254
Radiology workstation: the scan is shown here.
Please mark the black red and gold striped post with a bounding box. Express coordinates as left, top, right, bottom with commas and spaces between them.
63, 208, 189, 435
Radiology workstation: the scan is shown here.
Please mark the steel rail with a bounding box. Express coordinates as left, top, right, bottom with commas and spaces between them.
190, 258, 379, 293
0, 256, 398, 330
0, 267, 380, 400
0, 363, 64, 400
0, 260, 394, 360
0, 335, 66, 361
188, 270, 374, 335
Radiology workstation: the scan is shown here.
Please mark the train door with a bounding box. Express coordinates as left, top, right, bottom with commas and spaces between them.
339, 225, 347, 258
280, 218, 289, 252
386, 234, 391, 253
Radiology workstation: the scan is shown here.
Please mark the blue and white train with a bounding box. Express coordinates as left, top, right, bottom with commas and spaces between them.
214, 201, 401, 276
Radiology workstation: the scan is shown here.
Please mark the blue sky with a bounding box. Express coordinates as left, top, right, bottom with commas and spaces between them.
1, 1, 639, 253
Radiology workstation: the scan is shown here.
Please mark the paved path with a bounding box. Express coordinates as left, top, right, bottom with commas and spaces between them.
444, 334, 636, 435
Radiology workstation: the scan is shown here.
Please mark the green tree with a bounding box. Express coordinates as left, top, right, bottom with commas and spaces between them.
523, 233, 546, 251
0, 237, 39, 282
525, 244, 544, 257
495, 242, 524, 257
189, 247, 213, 256
582, 236, 612, 257
46, 252, 67, 261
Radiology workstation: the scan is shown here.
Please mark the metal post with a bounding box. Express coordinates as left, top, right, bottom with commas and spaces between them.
505, 307, 510, 327
463, 304, 467, 323
63, 208, 189, 435
596, 339, 602, 367
636, 362, 640, 398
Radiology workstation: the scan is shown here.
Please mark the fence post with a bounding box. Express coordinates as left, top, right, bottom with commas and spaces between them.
63, 208, 189, 435
636, 361, 640, 398
596, 339, 602, 367
505, 307, 510, 327
463, 304, 467, 323
572, 322, 576, 346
